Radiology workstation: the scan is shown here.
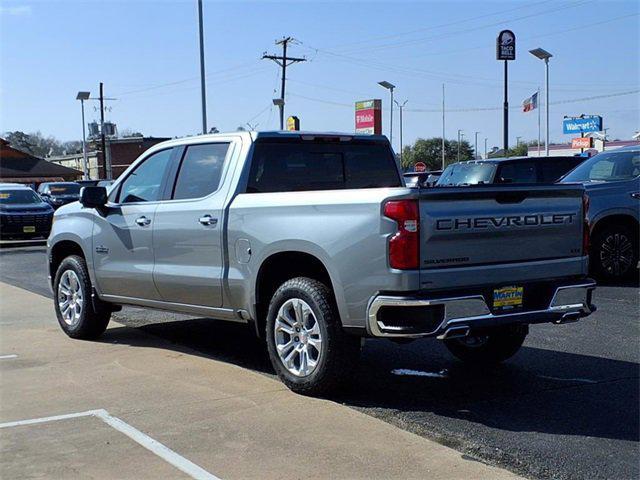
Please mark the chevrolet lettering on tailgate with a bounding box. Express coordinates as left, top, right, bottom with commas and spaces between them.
436, 213, 575, 231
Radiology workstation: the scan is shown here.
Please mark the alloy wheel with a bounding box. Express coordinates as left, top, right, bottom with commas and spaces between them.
600, 233, 634, 277
274, 298, 323, 377
58, 270, 83, 326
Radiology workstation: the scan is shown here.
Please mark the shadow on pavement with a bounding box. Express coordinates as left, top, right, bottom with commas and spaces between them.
100, 318, 639, 444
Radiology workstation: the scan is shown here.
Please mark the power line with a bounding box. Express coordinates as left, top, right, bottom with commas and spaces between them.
340, 0, 593, 55
262, 36, 306, 129
376, 11, 639, 64
324, 0, 554, 52
114, 61, 261, 97
288, 89, 640, 113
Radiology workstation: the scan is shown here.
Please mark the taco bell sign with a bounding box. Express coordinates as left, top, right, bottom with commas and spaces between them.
355, 99, 382, 135
496, 30, 516, 60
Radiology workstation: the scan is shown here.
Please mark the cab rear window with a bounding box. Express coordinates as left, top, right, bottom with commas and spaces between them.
246, 140, 400, 193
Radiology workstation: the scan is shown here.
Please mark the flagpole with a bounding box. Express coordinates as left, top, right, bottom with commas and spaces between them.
537, 87, 541, 157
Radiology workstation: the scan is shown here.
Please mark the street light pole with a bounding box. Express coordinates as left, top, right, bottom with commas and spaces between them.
457, 129, 463, 161
544, 57, 550, 156
530, 48, 553, 157
76, 91, 90, 180
378, 81, 396, 149
441, 83, 445, 169
394, 99, 408, 166
474, 131, 480, 159
484, 137, 488, 159
197, 0, 208, 134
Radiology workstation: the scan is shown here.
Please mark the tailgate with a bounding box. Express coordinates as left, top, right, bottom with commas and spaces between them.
419, 184, 585, 269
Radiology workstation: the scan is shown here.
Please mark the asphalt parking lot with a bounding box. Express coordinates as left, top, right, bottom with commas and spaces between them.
1, 245, 638, 480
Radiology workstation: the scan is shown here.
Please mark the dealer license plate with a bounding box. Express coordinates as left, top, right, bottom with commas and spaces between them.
23, 226, 36, 233
493, 286, 523, 309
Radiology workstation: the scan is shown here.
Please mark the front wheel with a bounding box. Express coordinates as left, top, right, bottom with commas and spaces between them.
266, 277, 361, 396
53, 255, 111, 339
444, 325, 528, 365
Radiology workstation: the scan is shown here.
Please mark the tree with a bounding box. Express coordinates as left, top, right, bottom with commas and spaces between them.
402, 137, 474, 171
3, 131, 65, 157
120, 128, 144, 138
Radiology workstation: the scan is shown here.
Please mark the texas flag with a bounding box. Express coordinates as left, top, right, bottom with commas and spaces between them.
522, 92, 538, 113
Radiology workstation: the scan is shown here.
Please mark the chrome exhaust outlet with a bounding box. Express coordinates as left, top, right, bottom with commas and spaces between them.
436, 326, 470, 341
554, 312, 581, 324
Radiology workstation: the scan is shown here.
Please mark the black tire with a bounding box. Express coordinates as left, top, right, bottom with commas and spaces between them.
53, 255, 111, 339
265, 277, 361, 396
591, 224, 639, 282
444, 325, 528, 365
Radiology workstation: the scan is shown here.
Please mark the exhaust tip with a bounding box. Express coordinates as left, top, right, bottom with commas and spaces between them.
437, 326, 470, 340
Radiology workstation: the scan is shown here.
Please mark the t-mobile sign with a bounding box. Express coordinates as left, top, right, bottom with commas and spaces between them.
355, 99, 382, 134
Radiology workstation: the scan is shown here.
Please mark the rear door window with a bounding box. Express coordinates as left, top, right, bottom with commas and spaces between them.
173, 143, 230, 200
246, 140, 400, 193
539, 158, 581, 182
497, 162, 537, 183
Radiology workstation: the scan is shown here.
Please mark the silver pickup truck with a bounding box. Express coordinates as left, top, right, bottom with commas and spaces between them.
48, 131, 596, 395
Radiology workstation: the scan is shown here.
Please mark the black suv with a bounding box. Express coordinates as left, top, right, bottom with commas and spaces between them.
437, 156, 585, 186
37, 182, 82, 209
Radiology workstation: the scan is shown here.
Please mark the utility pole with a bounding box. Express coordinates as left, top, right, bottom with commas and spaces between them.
441, 84, 445, 169
394, 100, 407, 165
99, 82, 109, 179
197, 0, 207, 134
474, 131, 480, 159
262, 37, 306, 130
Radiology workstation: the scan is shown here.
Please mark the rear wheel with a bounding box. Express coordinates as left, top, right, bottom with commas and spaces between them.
53, 255, 111, 339
592, 224, 638, 281
444, 325, 528, 365
266, 277, 361, 396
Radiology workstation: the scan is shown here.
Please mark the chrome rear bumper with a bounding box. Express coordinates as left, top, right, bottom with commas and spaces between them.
366, 281, 596, 339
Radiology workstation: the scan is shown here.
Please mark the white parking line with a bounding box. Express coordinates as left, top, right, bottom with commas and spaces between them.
0, 354, 18, 360
0, 409, 220, 480
391, 368, 449, 378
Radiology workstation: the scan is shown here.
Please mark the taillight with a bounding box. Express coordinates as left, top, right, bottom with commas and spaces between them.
384, 200, 419, 270
582, 193, 590, 255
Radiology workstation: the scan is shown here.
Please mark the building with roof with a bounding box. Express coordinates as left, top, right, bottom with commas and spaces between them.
48, 136, 170, 180
0, 138, 82, 186
527, 139, 640, 158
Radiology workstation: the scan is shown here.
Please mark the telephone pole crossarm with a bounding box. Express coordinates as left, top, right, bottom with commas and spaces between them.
262, 36, 306, 129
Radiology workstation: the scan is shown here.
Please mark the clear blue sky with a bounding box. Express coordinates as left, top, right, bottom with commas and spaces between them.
1, 0, 638, 152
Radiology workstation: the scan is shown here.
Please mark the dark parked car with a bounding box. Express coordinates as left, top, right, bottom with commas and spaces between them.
436, 156, 585, 186
562, 145, 640, 281
0, 184, 54, 239
403, 170, 442, 188
37, 182, 82, 209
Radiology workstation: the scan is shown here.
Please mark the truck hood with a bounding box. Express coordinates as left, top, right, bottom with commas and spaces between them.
0, 203, 53, 213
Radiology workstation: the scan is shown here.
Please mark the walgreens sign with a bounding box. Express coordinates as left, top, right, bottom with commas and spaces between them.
355, 99, 382, 135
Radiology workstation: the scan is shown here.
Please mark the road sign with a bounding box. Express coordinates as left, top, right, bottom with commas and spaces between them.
563, 116, 603, 134
355, 99, 382, 134
496, 30, 516, 60
414, 162, 427, 173
571, 137, 593, 149
286, 116, 300, 131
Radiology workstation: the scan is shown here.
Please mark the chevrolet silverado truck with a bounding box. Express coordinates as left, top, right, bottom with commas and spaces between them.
47, 131, 596, 395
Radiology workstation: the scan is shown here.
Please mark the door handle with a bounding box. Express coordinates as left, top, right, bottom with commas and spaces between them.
135, 216, 151, 227
198, 215, 218, 226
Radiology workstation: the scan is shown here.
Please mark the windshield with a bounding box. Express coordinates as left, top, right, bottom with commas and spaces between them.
48, 183, 81, 195
436, 162, 496, 186
563, 150, 640, 182
0, 189, 42, 205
